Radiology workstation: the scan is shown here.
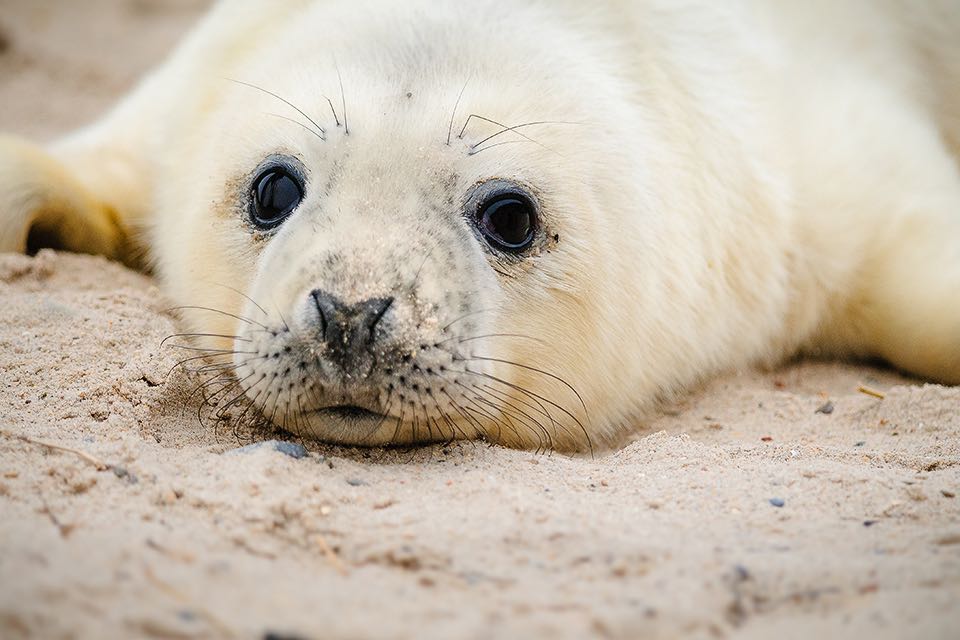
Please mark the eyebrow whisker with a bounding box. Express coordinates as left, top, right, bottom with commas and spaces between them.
265, 113, 326, 142
471, 120, 580, 149
227, 78, 326, 137
334, 57, 349, 134
324, 96, 342, 127
447, 79, 470, 146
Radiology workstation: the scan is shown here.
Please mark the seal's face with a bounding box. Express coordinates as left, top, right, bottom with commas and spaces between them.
233, 146, 548, 445
158, 1, 648, 450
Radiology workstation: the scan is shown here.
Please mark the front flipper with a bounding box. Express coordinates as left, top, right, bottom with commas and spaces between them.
0, 134, 142, 267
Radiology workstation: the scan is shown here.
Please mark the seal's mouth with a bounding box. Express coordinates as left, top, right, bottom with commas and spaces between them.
305, 404, 393, 442
314, 405, 387, 422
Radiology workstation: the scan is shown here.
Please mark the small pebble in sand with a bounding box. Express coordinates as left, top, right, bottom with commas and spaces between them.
346, 478, 367, 486
942, 490, 956, 499
854, 441, 866, 447
111, 465, 138, 484
769, 497, 785, 507
815, 400, 835, 415
228, 440, 308, 459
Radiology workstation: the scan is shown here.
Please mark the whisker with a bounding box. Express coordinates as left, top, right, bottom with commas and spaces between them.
465, 382, 553, 452
163, 344, 256, 355
160, 333, 250, 347
462, 403, 511, 444
280, 398, 292, 439
324, 96, 341, 127
227, 78, 326, 136
210, 282, 270, 318
470, 384, 556, 452
415, 392, 436, 442
465, 140, 527, 156
201, 380, 245, 413
454, 333, 546, 346
181, 363, 235, 375
470, 119, 580, 151
198, 376, 239, 426
457, 114, 551, 156
458, 354, 589, 418
446, 79, 470, 146
431, 416, 454, 446
275, 303, 291, 333
265, 386, 282, 428
477, 375, 566, 447
165, 306, 268, 330
388, 404, 406, 444
440, 388, 490, 443
334, 57, 349, 135
435, 400, 470, 445
197, 372, 255, 412
188, 352, 268, 377
180, 373, 233, 419
410, 400, 420, 446
441, 308, 495, 332
167, 353, 234, 378
459, 114, 527, 143
208, 385, 251, 434
479, 382, 557, 433
191, 360, 248, 375
411, 247, 435, 291
457, 366, 594, 456
224, 376, 268, 430
293, 395, 309, 444
454, 383, 527, 448
265, 113, 326, 142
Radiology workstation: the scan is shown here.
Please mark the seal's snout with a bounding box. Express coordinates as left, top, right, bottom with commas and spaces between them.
310, 288, 394, 371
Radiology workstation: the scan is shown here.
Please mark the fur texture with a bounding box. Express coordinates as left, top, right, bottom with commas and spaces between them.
1, 0, 958, 450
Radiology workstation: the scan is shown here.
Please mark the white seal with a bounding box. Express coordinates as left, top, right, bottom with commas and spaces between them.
1, 0, 958, 450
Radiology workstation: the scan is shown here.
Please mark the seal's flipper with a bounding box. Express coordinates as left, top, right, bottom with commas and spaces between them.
863, 212, 960, 385
0, 135, 146, 267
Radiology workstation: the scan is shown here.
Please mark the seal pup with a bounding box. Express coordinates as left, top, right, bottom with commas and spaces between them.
1, 0, 959, 450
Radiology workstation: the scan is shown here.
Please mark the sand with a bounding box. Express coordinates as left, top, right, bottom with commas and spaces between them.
0, 2, 958, 638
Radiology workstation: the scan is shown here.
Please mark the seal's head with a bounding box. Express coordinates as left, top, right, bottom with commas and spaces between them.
157, 0, 701, 450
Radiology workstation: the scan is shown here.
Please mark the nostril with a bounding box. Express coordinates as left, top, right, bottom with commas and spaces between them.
310, 289, 338, 338
364, 296, 394, 342
367, 297, 394, 329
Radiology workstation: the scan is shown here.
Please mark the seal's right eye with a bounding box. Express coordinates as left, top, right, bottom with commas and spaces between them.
250, 167, 304, 229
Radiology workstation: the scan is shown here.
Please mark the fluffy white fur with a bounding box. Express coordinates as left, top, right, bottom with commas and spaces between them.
1, 0, 958, 450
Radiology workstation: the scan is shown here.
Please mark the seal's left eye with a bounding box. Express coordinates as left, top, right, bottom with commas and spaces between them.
250, 167, 303, 228
477, 192, 536, 252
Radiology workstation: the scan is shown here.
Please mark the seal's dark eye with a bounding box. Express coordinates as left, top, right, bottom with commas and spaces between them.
477, 192, 536, 252
250, 167, 303, 229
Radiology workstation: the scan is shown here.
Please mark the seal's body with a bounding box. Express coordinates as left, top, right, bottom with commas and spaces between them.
2, 0, 959, 450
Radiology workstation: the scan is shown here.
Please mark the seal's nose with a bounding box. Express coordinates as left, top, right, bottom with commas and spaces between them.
310, 289, 394, 370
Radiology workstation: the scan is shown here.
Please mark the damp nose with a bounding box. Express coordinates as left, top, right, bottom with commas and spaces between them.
309, 289, 394, 368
